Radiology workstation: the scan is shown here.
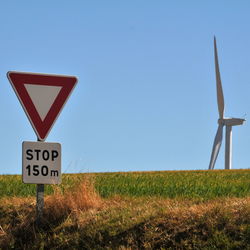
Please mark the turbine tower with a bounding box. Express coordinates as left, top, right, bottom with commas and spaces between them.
208, 37, 245, 170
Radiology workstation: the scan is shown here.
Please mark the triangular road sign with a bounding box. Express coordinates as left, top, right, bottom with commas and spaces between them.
7, 71, 78, 141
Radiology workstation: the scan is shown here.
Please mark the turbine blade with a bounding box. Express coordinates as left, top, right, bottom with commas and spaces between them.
208, 124, 224, 170
214, 36, 224, 119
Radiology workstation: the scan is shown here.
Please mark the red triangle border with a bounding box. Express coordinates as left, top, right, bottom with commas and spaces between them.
7, 71, 77, 141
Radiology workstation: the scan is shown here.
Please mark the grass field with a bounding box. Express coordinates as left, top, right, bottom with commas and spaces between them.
1, 169, 250, 200
1, 169, 250, 249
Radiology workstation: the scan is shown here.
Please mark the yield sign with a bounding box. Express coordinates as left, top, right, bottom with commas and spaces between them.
7, 71, 77, 141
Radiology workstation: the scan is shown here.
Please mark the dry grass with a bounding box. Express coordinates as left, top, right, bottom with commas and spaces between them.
1, 197, 250, 249
1, 177, 250, 249
44, 177, 102, 221
0, 177, 102, 248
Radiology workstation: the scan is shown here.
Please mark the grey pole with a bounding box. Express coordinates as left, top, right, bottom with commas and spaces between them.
36, 138, 44, 225
36, 183, 44, 224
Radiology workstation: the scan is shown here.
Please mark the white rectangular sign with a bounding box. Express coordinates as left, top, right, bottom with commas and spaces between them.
22, 141, 61, 184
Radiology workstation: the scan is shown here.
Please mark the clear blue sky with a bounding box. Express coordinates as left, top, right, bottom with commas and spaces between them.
1, 1, 250, 174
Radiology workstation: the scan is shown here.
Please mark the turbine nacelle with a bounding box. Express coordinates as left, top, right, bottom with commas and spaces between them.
218, 118, 245, 126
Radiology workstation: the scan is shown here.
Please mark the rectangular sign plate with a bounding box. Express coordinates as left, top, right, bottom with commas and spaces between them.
22, 141, 61, 184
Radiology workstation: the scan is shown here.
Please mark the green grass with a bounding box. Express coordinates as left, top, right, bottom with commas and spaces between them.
0, 174, 78, 198
95, 170, 250, 199
1, 169, 250, 200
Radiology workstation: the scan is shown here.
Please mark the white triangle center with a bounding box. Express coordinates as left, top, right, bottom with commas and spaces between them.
24, 84, 62, 121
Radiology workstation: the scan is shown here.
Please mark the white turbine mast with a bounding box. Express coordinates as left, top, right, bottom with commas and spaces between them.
208, 37, 245, 170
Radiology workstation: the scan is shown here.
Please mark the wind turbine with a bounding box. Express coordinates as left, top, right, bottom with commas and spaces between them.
208, 37, 245, 170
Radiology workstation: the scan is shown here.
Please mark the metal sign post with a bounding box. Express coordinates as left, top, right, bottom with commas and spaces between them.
22, 140, 61, 225
36, 183, 44, 225
8, 71, 77, 226
36, 138, 44, 225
